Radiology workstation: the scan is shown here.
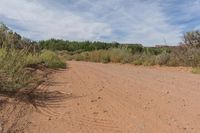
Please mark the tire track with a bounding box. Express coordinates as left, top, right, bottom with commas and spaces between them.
24, 61, 200, 133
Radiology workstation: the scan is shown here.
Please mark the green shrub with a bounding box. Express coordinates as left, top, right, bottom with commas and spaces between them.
89, 51, 101, 62
109, 48, 132, 63
0, 49, 36, 92
155, 53, 170, 65
40, 50, 66, 69
132, 54, 155, 66
192, 67, 200, 74
100, 51, 110, 63
143, 56, 156, 66
73, 52, 88, 61
25, 53, 42, 65
109, 48, 123, 63
184, 48, 200, 67
133, 60, 143, 65
166, 48, 200, 67
70, 48, 133, 64
0, 49, 67, 92
167, 53, 180, 66
88, 50, 110, 63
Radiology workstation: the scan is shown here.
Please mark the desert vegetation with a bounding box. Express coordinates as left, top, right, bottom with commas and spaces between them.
0, 23, 66, 93
37, 30, 200, 73
1, 22, 200, 93
57, 40, 200, 69
1, 24, 200, 133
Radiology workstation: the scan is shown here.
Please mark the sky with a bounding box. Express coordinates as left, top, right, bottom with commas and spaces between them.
0, 0, 200, 46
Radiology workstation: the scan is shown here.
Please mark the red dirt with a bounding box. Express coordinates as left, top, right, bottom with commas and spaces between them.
2, 61, 200, 133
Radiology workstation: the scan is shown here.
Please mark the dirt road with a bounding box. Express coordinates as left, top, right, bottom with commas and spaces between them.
24, 61, 200, 133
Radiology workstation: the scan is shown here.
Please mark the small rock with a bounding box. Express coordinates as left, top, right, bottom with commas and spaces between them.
91, 100, 97, 103
103, 110, 108, 113
93, 112, 99, 115
98, 89, 103, 92
98, 97, 102, 100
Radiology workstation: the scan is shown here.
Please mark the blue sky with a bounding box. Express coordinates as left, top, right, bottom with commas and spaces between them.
0, 0, 200, 46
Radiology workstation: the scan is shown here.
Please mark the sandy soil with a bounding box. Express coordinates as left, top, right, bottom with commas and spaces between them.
5, 61, 200, 133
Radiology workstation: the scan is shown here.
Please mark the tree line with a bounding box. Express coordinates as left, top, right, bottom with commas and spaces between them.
1, 23, 200, 54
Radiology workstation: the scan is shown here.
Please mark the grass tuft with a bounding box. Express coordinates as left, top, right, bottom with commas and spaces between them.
0, 48, 66, 93
40, 50, 66, 69
192, 67, 200, 74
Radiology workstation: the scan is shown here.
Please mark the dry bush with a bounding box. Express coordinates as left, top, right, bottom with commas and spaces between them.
72, 48, 132, 64
192, 67, 200, 74
0, 48, 38, 92
0, 48, 66, 92
183, 30, 200, 48
167, 47, 200, 67
40, 50, 66, 69
109, 48, 132, 63
132, 54, 155, 66
155, 53, 170, 65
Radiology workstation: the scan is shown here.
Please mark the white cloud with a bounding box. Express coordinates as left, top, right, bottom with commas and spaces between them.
81, 0, 182, 45
0, 0, 187, 45
0, 0, 112, 40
